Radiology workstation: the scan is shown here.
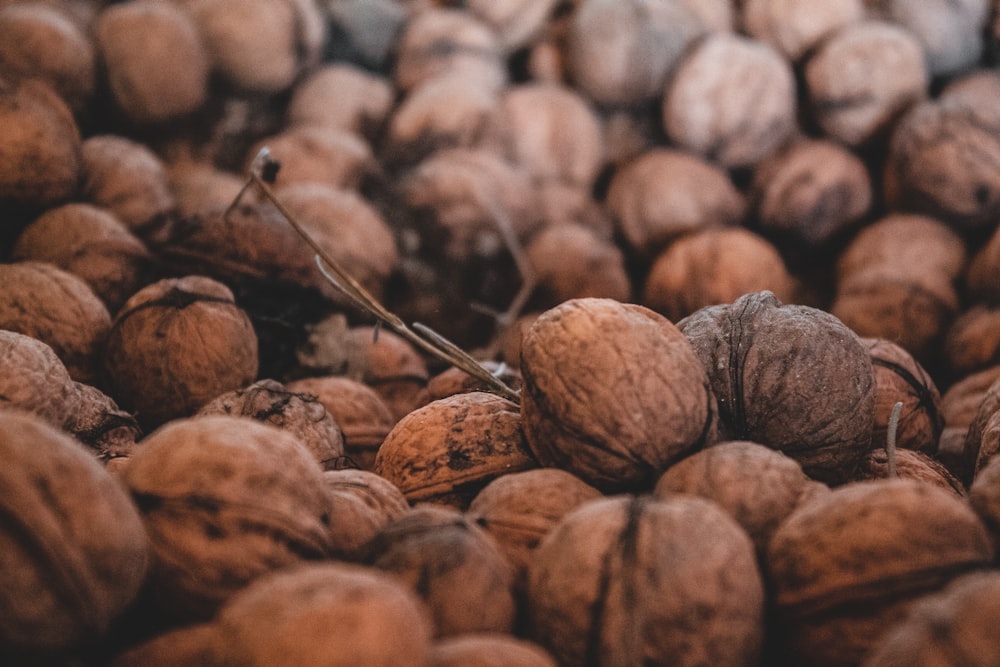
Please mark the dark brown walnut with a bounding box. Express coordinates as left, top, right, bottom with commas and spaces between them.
969, 455, 1000, 556
109, 623, 224, 667
521, 298, 718, 493
392, 7, 507, 95
286, 63, 394, 137
966, 219, 1000, 304
0, 410, 148, 659
374, 392, 536, 509
343, 325, 431, 422
122, 415, 333, 621
95, 0, 210, 125
678, 291, 875, 484
244, 125, 375, 191
663, 33, 796, 169
563, 0, 707, 107
939, 365, 1000, 482
836, 214, 967, 281
863, 571, 1000, 667
944, 305, 1000, 378
854, 448, 965, 495
767, 479, 994, 667
165, 159, 245, 218
321, 469, 409, 559
534, 180, 615, 241
605, 148, 746, 258
804, 20, 927, 147
430, 633, 557, 667
184, 0, 325, 94
527, 494, 764, 667
425, 361, 523, 403
63, 381, 141, 465
80, 134, 177, 236
0, 76, 81, 213
642, 227, 798, 323
499, 82, 605, 189
751, 136, 873, 249
862, 337, 944, 455
286, 376, 396, 470
361, 504, 517, 638
962, 376, 1000, 483
654, 441, 828, 559
884, 96, 1000, 232
11, 202, 154, 314
0, 330, 78, 427
467, 468, 603, 595
525, 223, 632, 306
0, 261, 111, 385
196, 379, 346, 471
214, 563, 434, 666
741, 0, 864, 61
0, 2, 97, 114
102, 275, 259, 431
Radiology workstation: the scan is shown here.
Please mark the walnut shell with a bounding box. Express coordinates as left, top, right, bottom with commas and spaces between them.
939, 365, 1000, 481
521, 298, 718, 492
465, 0, 559, 52
215, 563, 434, 666
874, 0, 991, 78
741, 0, 864, 61
0, 330, 78, 427
244, 125, 375, 191
286, 376, 396, 470
361, 504, 516, 638
527, 494, 764, 667
654, 440, 828, 558
968, 455, 1000, 556
197, 379, 346, 470
678, 291, 876, 484
425, 361, 523, 403
63, 381, 141, 465
854, 448, 965, 496
102, 275, 259, 431
430, 633, 557, 667
109, 623, 223, 667
467, 468, 603, 594
863, 337, 944, 455
322, 468, 409, 523
767, 479, 994, 667
343, 325, 431, 422
526, 223, 632, 306
863, 571, 1000, 667
0, 410, 148, 657
0, 261, 111, 384
374, 392, 536, 509
962, 376, 1000, 482
944, 305, 1000, 377
286, 63, 394, 137
321, 469, 409, 559
122, 415, 333, 620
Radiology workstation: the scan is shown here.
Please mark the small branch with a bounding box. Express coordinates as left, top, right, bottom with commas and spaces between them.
886, 401, 903, 479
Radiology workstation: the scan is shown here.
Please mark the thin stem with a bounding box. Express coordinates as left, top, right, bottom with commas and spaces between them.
887, 401, 903, 479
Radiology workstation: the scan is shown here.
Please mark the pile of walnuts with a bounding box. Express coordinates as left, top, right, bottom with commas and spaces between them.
2, 0, 1000, 665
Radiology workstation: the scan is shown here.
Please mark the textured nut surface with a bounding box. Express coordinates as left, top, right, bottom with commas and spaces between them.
678, 291, 876, 484
527, 494, 764, 667
430, 633, 557, 667
521, 298, 718, 492
0, 410, 148, 655
0, 329, 78, 427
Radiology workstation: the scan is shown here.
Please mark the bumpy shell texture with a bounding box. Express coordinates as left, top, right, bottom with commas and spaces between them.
678, 291, 876, 484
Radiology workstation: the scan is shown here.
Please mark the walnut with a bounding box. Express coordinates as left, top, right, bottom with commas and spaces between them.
361, 504, 517, 637
605, 148, 746, 258
884, 95, 1000, 232
0, 330, 78, 427
374, 392, 536, 509
678, 291, 876, 484
0, 261, 111, 384
95, 0, 209, 125
0, 410, 148, 658
321, 468, 409, 559
938, 365, 1000, 481
0, 2, 97, 114
751, 136, 873, 249
767, 479, 993, 667
527, 494, 764, 666
183, 0, 325, 94
286, 63, 394, 138
102, 275, 259, 430
654, 441, 828, 559
499, 82, 605, 188
944, 305, 1000, 378
467, 468, 602, 595
165, 160, 245, 218
863, 571, 1000, 667
109, 623, 223, 667
244, 125, 375, 191
520, 298, 718, 492
286, 376, 396, 470
464, 0, 560, 52
343, 325, 431, 422
969, 455, 1000, 555
431, 633, 557, 667
393, 8, 507, 95
64, 381, 141, 465
966, 219, 1000, 304
741, 0, 864, 61
862, 337, 944, 455
804, 20, 928, 146
854, 448, 965, 496
534, 180, 615, 241
122, 415, 334, 621
663, 34, 797, 169
562, 0, 707, 107
0, 77, 81, 213
197, 379, 346, 470
641, 227, 798, 322
214, 563, 434, 666
425, 361, 523, 403
526, 223, 632, 306
11, 203, 154, 314
961, 375, 1000, 482
80, 134, 176, 236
